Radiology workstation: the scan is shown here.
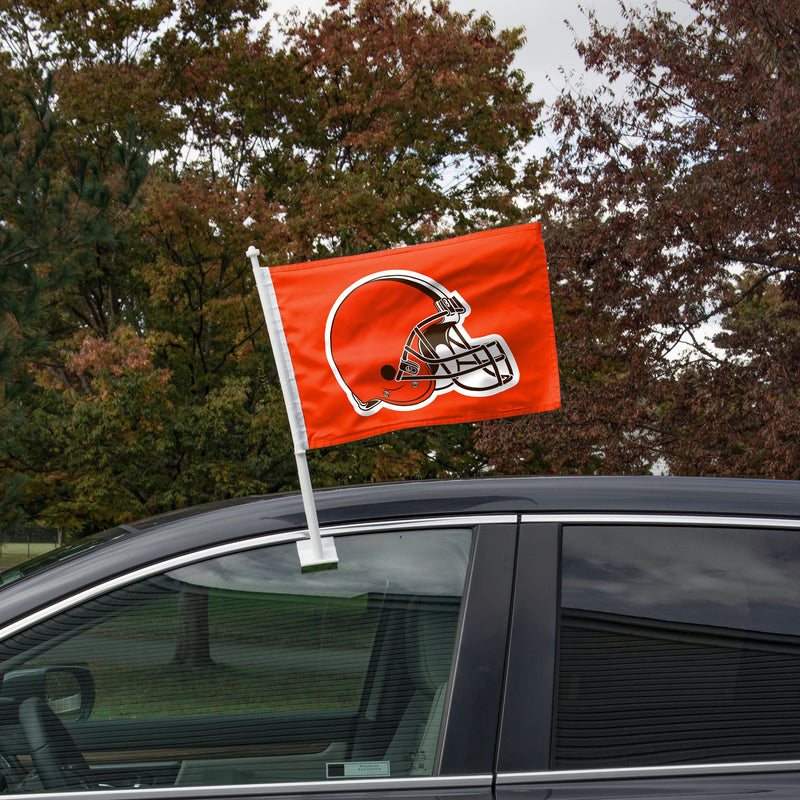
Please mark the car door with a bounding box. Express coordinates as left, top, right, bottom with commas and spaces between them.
497, 517, 800, 800
0, 517, 516, 798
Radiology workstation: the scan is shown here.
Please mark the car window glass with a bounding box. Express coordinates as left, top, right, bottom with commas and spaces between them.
557, 525, 800, 769
0, 530, 128, 591
0, 528, 471, 792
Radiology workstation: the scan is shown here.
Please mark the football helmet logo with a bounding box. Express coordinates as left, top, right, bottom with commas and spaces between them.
325, 270, 518, 415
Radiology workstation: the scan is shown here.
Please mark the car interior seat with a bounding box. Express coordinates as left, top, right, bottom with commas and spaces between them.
382, 599, 458, 776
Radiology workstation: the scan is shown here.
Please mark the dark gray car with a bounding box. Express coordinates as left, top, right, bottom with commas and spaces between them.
0, 476, 799, 799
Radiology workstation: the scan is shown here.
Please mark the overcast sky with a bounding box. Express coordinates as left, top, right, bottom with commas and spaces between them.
451, 0, 692, 101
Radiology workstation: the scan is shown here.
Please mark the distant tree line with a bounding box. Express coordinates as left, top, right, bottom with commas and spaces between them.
1, 0, 797, 538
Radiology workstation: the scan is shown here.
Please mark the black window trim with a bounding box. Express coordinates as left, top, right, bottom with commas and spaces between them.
439, 521, 517, 777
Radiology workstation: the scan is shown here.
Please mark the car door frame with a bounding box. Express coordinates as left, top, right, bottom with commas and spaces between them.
0, 515, 519, 799
496, 514, 800, 800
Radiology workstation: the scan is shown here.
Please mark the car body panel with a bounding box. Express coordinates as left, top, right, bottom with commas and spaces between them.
2, 477, 800, 799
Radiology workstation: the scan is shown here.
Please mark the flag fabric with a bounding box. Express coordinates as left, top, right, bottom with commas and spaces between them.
254, 223, 560, 450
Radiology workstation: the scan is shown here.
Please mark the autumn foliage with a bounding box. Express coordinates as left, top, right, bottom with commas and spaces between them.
2, 0, 799, 537
480, 0, 800, 478
1, 0, 538, 534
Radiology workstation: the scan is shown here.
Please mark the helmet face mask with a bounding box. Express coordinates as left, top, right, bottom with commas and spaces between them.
326, 271, 519, 416
398, 319, 514, 391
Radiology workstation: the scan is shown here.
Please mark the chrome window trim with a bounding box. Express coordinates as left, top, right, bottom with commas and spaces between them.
0, 514, 514, 642
497, 760, 800, 784
521, 512, 800, 529
9, 773, 493, 800
323, 514, 515, 535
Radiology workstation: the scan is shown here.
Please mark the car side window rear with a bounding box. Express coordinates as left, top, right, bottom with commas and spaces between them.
0, 528, 472, 792
557, 525, 800, 768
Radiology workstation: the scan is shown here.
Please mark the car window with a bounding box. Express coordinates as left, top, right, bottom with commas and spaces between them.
557, 525, 800, 769
0, 528, 472, 793
0, 530, 128, 591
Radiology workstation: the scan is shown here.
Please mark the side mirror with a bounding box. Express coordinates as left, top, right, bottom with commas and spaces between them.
1, 666, 95, 722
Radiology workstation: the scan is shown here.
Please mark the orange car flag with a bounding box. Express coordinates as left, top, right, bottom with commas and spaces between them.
250, 223, 559, 450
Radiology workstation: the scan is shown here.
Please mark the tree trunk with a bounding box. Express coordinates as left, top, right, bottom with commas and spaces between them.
172, 590, 214, 667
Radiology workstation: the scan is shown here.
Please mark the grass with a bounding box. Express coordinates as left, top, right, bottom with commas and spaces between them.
48, 590, 381, 720
90, 663, 366, 719
94, 591, 377, 647
0, 544, 57, 569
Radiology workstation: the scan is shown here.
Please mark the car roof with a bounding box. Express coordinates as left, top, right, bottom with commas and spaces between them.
127, 474, 800, 530
1, 476, 799, 628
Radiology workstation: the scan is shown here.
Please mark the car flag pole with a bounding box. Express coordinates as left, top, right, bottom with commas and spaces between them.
247, 246, 338, 571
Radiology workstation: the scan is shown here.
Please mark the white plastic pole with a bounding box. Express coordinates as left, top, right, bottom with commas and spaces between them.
247, 246, 337, 570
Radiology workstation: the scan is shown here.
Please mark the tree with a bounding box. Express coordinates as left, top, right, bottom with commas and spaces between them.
228, 0, 542, 258
480, 0, 800, 477
657, 270, 800, 477
0, 82, 149, 530
0, 95, 57, 529
172, 589, 213, 668
3, 0, 544, 535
